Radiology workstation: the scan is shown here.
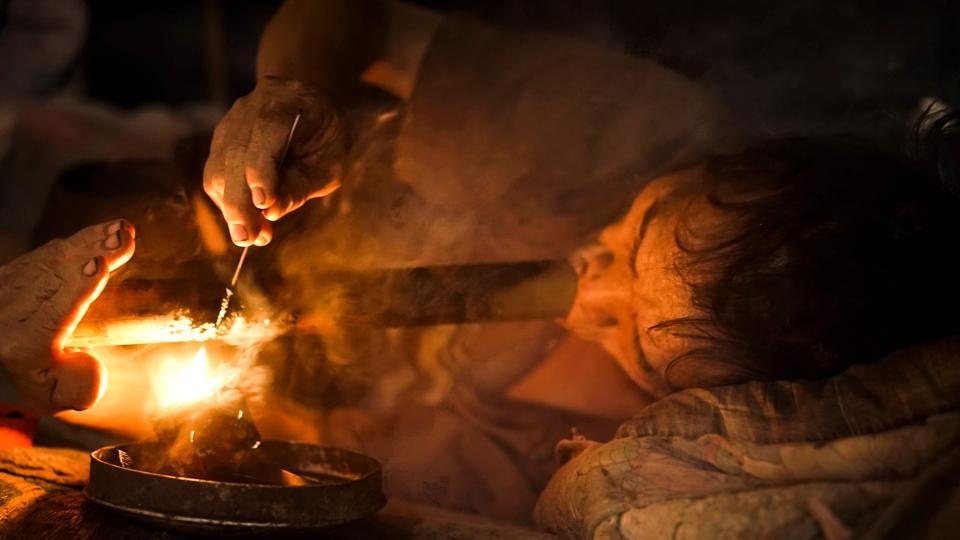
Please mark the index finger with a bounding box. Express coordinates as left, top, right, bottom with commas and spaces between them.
222, 145, 265, 246
245, 112, 300, 210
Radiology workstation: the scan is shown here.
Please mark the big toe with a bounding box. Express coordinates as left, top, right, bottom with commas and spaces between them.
51, 351, 107, 411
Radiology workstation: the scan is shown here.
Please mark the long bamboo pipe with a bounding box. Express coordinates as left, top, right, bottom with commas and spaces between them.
70, 260, 577, 347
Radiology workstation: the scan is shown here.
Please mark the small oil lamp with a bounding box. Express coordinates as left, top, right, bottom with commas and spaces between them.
86, 343, 386, 533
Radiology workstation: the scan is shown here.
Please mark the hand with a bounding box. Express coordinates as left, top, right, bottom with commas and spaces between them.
203, 76, 345, 246
0, 220, 136, 413
553, 432, 601, 465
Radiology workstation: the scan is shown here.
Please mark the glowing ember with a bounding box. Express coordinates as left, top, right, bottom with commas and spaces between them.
214, 288, 235, 328
153, 347, 234, 410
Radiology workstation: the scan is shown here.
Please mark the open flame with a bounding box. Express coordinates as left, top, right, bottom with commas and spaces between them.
153, 346, 235, 410
68, 313, 278, 348
58, 316, 273, 438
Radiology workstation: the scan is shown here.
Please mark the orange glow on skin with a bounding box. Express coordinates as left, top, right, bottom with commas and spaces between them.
58, 315, 272, 437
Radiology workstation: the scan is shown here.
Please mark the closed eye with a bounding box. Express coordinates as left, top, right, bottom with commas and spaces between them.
629, 198, 661, 278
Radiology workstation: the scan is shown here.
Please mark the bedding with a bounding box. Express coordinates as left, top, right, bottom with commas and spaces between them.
535, 337, 960, 538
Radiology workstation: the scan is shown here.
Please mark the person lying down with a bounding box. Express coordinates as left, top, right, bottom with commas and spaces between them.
536, 118, 960, 538
0, 110, 957, 537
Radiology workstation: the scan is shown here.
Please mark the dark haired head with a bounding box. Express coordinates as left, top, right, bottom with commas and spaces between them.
666, 118, 960, 381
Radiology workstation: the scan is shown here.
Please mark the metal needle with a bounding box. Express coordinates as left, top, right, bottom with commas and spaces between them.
216, 110, 302, 328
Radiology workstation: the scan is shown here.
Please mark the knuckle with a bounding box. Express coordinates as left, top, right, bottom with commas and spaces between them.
203, 175, 219, 193
246, 159, 276, 183
274, 194, 295, 214
223, 144, 247, 164
220, 201, 238, 216
255, 107, 290, 131
203, 184, 220, 201
220, 204, 245, 222
211, 119, 230, 142
213, 122, 250, 150
203, 152, 223, 173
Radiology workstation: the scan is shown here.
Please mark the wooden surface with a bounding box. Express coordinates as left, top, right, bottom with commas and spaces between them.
0, 446, 554, 540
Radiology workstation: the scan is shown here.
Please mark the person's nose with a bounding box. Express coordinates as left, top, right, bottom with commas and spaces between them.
566, 243, 631, 335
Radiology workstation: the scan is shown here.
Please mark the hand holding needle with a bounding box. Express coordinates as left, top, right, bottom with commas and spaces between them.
215, 111, 302, 328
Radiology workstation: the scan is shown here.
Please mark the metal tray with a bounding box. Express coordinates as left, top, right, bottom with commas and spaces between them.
85, 440, 386, 535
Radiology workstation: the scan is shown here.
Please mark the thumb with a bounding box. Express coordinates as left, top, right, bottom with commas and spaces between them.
263, 162, 342, 222
49, 350, 107, 411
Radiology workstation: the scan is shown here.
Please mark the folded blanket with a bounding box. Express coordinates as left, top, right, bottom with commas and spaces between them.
535, 337, 960, 539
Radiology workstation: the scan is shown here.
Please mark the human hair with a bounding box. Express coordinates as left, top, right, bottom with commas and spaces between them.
660, 114, 960, 383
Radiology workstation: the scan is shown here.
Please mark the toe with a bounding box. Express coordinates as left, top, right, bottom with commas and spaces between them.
49, 351, 106, 411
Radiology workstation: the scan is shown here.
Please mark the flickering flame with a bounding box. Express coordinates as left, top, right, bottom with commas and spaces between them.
153, 346, 234, 409
68, 313, 278, 348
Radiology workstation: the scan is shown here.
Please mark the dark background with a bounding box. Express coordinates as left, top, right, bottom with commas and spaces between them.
64, 0, 960, 142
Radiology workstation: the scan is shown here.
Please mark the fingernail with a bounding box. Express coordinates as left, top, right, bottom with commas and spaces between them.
230, 223, 248, 243
103, 231, 121, 249
252, 187, 266, 208
106, 219, 124, 236
82, 257, 101, 276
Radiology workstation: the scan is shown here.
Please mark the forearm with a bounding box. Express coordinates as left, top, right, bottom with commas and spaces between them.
361, 1, 443, 100
256, 0, 442, 101
255, 0, 387, 101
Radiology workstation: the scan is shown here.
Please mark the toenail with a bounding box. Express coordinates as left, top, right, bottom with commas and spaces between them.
82, 257, 101, 276
103, 231, 121, 250
106, 220, 124, 236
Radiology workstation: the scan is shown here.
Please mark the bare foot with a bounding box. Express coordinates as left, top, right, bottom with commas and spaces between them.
0, 220, 135, 412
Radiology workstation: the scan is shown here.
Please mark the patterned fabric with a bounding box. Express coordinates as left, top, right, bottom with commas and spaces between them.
535, 337, 960, 538
618, 337, 960, 444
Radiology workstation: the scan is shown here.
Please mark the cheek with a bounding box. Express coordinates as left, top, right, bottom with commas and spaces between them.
605, 316, 674, 398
